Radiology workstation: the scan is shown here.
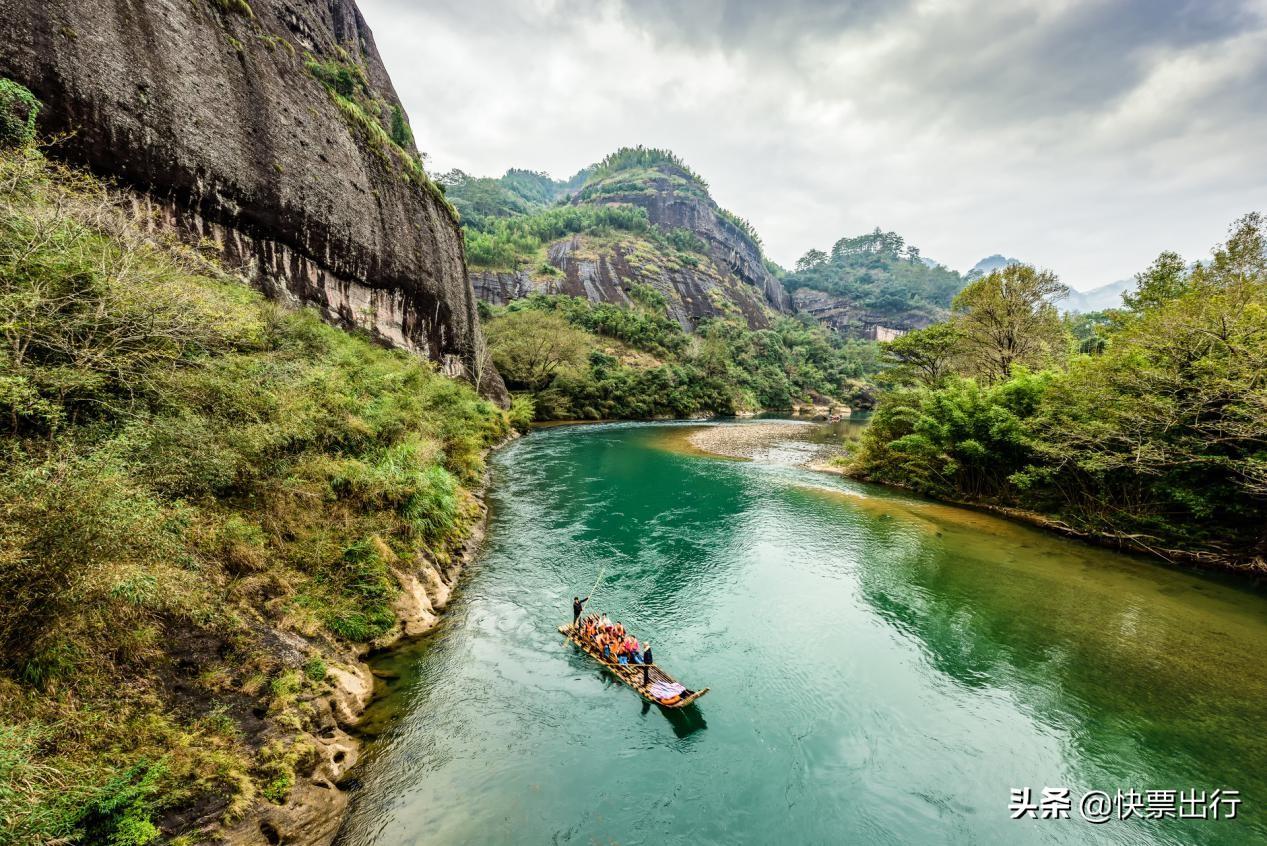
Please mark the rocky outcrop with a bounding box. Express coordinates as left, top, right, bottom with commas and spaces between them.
792, 287, 936, 340
206, 465, 499, 846
592, 169, 791, 316
1, 0, 506, 401
470, 164, 791, 330
472, 269, 537, 307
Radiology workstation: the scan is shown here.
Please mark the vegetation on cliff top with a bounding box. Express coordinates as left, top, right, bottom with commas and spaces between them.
437, 166, 590, 230
463, 204, 654, 270
0, 141, 507, 844
786, 228, 967, 325
450, 146, 767, 271
575, 145, 713, 205
850, 219, 1267, 569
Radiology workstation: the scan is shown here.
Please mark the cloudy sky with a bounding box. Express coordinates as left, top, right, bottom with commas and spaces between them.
359, 0, 1267, 291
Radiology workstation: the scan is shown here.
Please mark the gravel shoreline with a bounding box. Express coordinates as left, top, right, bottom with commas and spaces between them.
686, 421, 835, 464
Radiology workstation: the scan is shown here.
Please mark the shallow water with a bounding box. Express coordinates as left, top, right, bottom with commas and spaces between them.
335, 422, 1267, 846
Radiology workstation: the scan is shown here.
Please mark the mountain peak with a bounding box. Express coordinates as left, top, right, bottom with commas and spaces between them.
966, 254, 1022, 278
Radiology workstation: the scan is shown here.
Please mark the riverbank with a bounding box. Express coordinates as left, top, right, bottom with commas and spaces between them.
823, 462, 1266, 577
681, 421, 1265, 577
0, 145, 528, 846
222, 432, 518, 846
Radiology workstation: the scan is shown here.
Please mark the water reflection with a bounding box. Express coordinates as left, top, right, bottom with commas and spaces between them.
653, 701, 708, 739
796, 480, 1267, 843
337, 423, 1267, 846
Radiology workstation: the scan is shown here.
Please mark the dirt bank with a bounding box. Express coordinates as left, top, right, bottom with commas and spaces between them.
217, 434, 516, 846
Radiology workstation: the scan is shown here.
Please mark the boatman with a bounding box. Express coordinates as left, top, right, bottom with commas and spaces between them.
572, 595, 589, 629
641, 643, 653, 685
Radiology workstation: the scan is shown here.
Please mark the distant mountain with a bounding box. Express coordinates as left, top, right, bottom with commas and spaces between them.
967, 254, 1022, 279
1057, 279, 1132, 313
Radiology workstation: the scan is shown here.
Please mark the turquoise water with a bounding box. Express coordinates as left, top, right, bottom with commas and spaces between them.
335, 422, 1267, 846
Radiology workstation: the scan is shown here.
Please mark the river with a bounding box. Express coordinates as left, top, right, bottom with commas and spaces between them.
335, 421, 1267, 846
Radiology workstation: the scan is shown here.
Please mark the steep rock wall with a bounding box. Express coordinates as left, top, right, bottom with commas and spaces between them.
1, 0, 506, 400
470, 166, 791, 330
791, 287, 937, 340
606, 172, 791, 315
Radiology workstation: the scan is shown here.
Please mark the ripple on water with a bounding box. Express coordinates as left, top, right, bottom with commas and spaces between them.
336, 423, 1267, 846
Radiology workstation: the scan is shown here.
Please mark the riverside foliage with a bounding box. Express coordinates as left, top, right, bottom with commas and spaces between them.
483, 294, 880, 419
0, 143, 507, 844
851, 217, 1267, 569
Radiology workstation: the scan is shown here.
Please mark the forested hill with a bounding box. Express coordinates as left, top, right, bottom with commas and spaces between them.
782, 229, 968, 337
438, 167, 591, 227
449, 146, 790, 330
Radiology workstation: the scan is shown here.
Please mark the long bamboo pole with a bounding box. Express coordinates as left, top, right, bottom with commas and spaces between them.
585, 564, 605, 603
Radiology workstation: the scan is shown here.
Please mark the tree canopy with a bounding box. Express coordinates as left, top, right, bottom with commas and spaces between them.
851, 213, 1267, 570
784, 228, 966, 323
951, 264, 1069, 383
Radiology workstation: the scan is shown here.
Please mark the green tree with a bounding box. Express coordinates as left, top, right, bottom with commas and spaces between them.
0, 78, 40, 148
1122, 250, 1188, 313
484, 310, 589, 390
1020, 213, 1267, 557
795, 248, 828, 272
388, 104, 414, 149
854, 212, 1267, 568
951, 264, 1069, 383
850, 372, 1050, 500
1065, 310, 1114, 355
882, 322, 961, 387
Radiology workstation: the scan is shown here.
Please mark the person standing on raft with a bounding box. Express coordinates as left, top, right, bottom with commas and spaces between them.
572, 595, 590, 629
641, 643, 653, 685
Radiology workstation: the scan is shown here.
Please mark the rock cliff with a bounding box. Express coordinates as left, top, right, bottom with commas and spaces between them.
791, 288, 934, 340
1, 0, 505, 400
467, 157, 791, 330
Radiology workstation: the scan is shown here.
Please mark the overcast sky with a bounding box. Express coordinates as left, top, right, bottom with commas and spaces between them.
359, 0, 1267, 291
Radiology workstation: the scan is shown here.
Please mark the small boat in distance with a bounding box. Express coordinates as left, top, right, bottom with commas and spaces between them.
559, 623, 709, 709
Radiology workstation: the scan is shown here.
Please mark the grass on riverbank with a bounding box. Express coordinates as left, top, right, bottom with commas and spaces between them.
0, 141, 507, 844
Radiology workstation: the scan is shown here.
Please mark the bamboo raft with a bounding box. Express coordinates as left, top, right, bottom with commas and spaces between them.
559, 624, 709, 709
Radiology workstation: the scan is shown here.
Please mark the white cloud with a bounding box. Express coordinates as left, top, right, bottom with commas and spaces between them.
361, 0, 1267, 290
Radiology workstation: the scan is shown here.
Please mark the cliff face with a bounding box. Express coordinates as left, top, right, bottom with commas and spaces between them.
470, 163, 791, 330
1, 0, 506, 400
791, 288, 937, 340
604, 170, 791, 317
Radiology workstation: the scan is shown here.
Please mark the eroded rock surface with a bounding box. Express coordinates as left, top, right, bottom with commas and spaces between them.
792, 287, 935, 340
1, 0, 505, 400
471, 165, 791, 329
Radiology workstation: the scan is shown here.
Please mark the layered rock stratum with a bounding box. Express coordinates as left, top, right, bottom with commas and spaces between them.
1, 0, 505, 399
470, 161, 792, 329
